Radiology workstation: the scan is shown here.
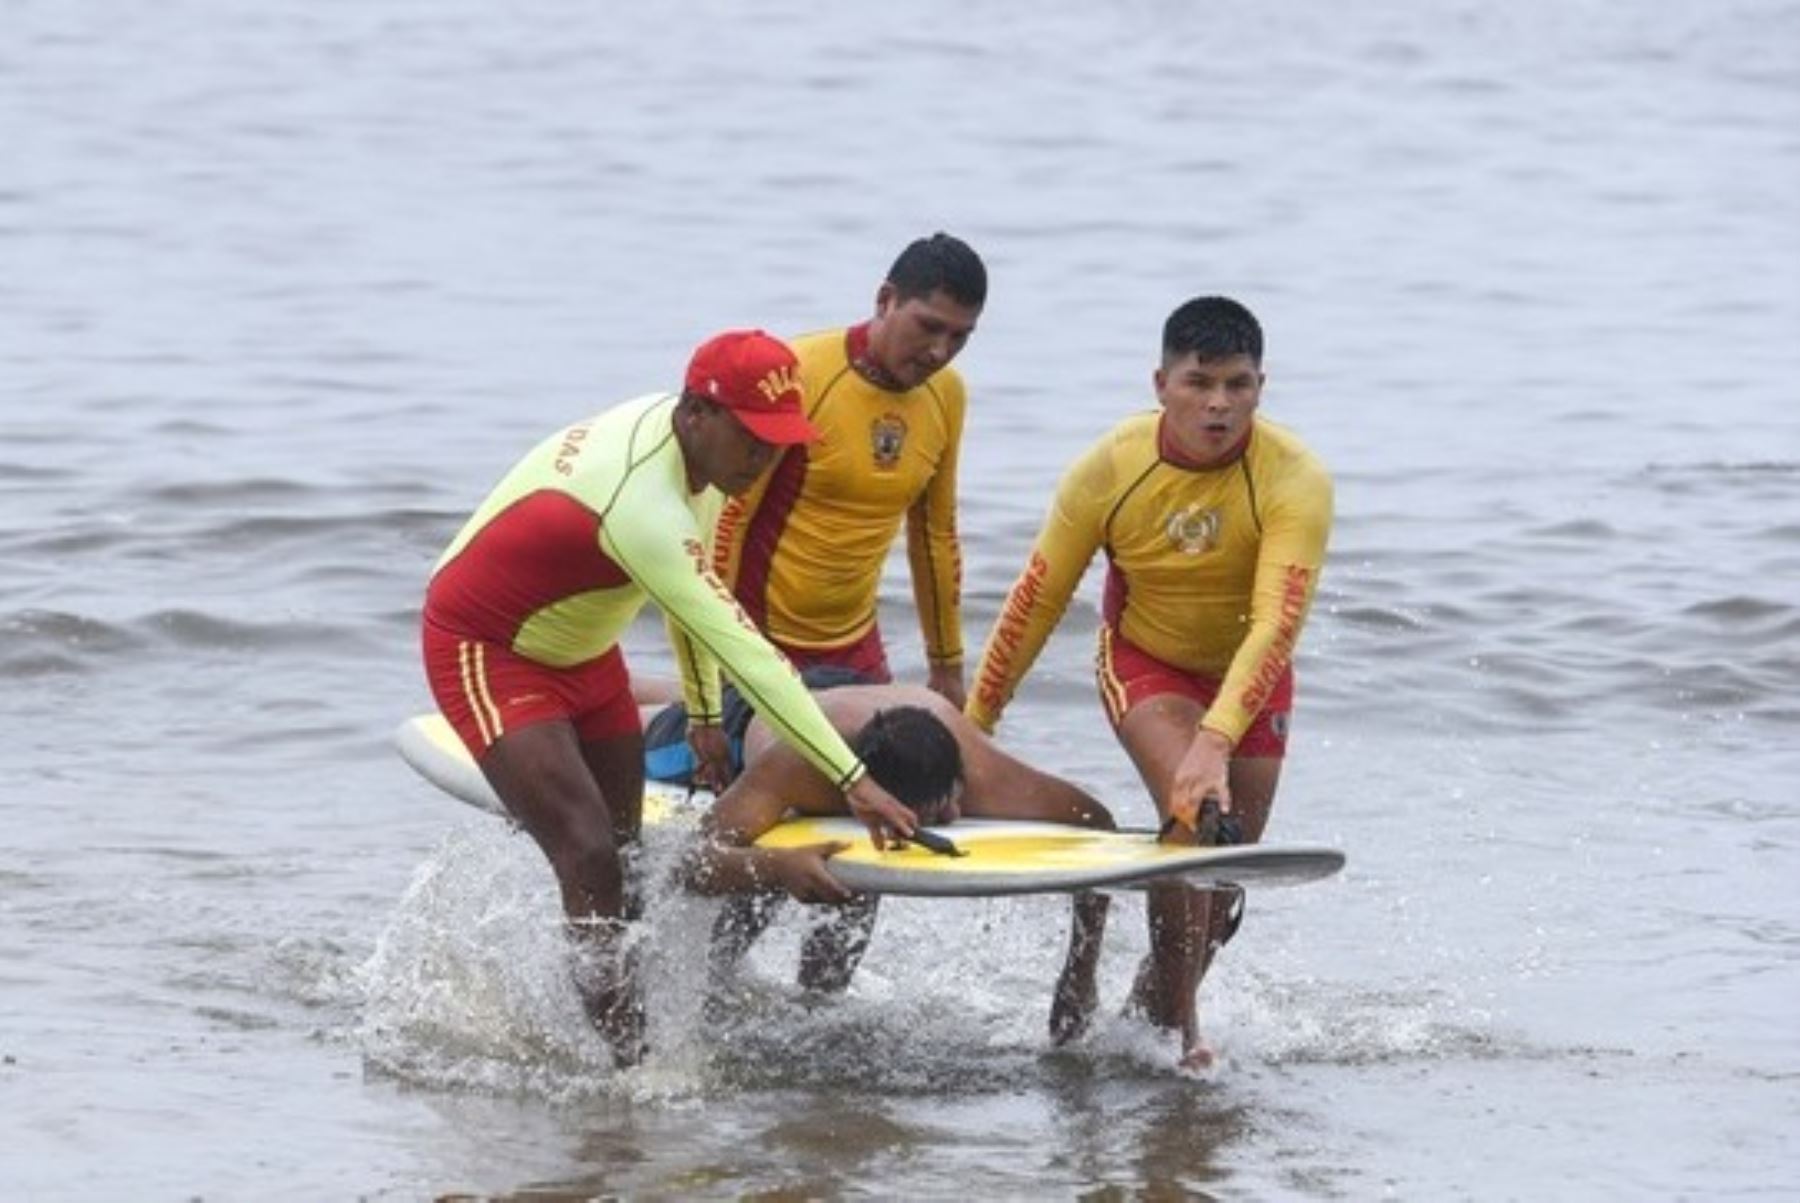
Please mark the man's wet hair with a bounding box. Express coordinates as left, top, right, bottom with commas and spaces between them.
852, 706, 963, 822
887, 233, 987, 308
1163, 296, 1263, 367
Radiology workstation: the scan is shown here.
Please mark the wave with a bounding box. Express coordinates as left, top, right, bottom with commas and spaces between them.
348, 824, 1531, 1103
0, 606, 385, 676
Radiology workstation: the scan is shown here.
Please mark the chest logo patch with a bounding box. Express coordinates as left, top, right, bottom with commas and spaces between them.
1165, 503, 1221, 555
870, 412, 908, 470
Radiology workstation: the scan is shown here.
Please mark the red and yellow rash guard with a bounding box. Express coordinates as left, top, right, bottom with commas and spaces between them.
969, 412, 1333, 746
425, 392, 866, 789
712, 326, 965, 665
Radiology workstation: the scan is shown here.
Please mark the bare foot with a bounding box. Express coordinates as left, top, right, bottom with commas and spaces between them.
1122, 953, 1217, 1069
1178, 1039, 1216, 1072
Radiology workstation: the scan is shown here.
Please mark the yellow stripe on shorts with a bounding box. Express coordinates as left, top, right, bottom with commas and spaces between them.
1097, 627, 1129, 726
459, 641, 505, 747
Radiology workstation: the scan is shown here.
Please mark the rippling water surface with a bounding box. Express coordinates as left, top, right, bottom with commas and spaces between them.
4, 1, 1797, 1198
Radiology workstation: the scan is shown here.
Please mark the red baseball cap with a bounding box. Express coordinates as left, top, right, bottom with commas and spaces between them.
684, 329, 819, 445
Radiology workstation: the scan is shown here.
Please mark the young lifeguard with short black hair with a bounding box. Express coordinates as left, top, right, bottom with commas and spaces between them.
969, 296, 1334, 1068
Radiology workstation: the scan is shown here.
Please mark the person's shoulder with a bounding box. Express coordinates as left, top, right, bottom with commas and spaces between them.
789, 327, 849, 364
616, 391, 685, 454
927, 361, 969, 393
591, 391, 678, 433
789, 330, 858, 405
531, 392, 676, 480
1054, 411, 1158, 505
548, 391, 667, 433
911, 363, 968, 418
1252, 417, 1332, 488
1110, 409, 1160, 442
1088, 410, 1161, 462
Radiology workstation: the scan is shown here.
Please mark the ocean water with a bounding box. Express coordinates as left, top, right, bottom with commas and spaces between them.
4, 0, 1797, 1198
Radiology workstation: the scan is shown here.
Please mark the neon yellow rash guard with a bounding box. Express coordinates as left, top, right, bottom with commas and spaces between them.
426, 392, 866, 789
969, 411, 1333, 746
712, 325, 965, 664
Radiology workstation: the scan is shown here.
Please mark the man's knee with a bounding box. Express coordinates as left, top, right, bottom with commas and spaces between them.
554, 822, 628, 896
806, 897, 879, 953
1226, 757, 1283, 840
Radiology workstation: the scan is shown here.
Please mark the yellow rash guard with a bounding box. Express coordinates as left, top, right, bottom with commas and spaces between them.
425, 391, 866, 788
712, 324, 965, 665
969, 411, 1333, 745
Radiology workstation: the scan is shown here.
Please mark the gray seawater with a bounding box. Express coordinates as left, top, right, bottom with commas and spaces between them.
5, 0, 1798, 1198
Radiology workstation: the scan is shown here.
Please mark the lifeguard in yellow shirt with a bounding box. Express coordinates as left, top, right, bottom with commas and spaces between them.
968, 297, 1334, 1068
704, 236, 986, 995
712, 233, 985, 707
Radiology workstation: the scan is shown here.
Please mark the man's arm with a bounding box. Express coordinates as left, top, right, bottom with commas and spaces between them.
1200, 488, 1332, 744
664, 610, 721, 727
1173, 456, 1334, 825
676, 754, 853, 902
907, 389, 966, 706
600, 487, 916, 843
663, 611, 733, 788
925, 660, 965, 709
965, 439, 1111, 732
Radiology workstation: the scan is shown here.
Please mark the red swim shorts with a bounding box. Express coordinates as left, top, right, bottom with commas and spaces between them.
774, 625, 894, 684
1096, 627, 1294, 758
422, 618, 640, 758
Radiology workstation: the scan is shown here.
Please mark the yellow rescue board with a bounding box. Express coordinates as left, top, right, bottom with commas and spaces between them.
395, 713, 1345, 898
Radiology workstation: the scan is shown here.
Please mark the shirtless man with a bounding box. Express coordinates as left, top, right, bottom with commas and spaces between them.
661, 682, 1115, 1043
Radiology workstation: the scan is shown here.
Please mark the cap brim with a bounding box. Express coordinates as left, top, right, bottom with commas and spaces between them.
733, 408, 820, 446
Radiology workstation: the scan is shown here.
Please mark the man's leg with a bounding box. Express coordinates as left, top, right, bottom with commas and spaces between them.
479, 720, 649, 1066
578, 729, 648, 1062
708, 892, 784, 983
1127, 757, 1280, 1054
778, 654, 888, 994
1115, 694, 1283, 1064
796, 896, 879, 994
1201, 754, 1278, 967
1050, 890, 1111, 1044
707, 895, 873, 997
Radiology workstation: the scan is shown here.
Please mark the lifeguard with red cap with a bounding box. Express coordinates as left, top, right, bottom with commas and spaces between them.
419, 328, 916, 1067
